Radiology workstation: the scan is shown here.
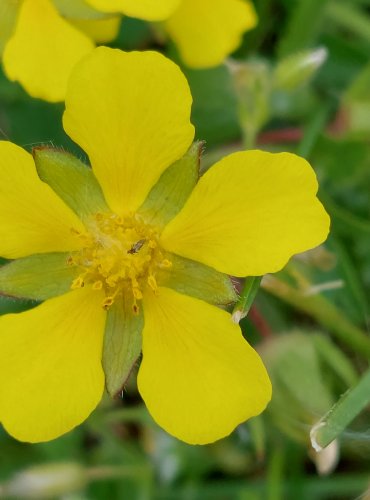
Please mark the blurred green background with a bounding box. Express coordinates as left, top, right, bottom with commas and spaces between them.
1, 0, 370, 498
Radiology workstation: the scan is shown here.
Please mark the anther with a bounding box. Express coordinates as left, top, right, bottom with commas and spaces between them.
147, 275, 158, 293
71, 276, 85, 289
133, 288, 143, 300
161, 259, 172, 268
93, 281, 103, 290
66, 255, 74, 266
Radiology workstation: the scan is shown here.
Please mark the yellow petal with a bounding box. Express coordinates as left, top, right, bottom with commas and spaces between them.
0, 141, 85, 259
0, 0, 19, 56
138, 287, 271, 444
64, 48, 194, 214
0, 288, 106, 442
70, 16, 121, 44
85, 0, 181, 21
161, 151, 330, 277
165, 0, 257, 68
3, 0, 94, 102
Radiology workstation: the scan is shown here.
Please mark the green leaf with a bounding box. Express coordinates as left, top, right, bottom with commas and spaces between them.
277, 0, 329, 57
158, 254, 237, 306
312, 334, 358, 388
311, 367, 370, 450
0, 253, 75, 301
103, 299, 143, 397
33, 147, 108, 221
138, 142, 201, 230
260, 332, 334, 443
326, 2, 370, 44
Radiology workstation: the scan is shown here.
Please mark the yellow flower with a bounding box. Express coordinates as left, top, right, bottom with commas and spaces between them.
1, 0, 257, 102
88, 0, 258, 67
1, 0, 120, 102
0, 48, 329, 444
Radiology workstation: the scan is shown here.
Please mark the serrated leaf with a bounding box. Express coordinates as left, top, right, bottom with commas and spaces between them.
0, 253, 76, 301
103, 299, 143, 397
33, 147, 108, 222
138, 142, 201, 230
158, 254, 237, 306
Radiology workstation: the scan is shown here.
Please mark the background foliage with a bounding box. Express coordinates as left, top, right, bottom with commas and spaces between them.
0, 0, 370, 498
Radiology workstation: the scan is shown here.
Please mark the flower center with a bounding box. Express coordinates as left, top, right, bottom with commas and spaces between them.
69, 213, 171, 313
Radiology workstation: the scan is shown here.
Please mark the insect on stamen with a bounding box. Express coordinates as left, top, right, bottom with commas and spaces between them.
127, 239, 146, 254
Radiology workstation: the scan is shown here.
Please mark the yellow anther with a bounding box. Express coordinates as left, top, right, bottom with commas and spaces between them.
161, 259, 172, 268
133, 288, 143, 300
71, 276, 85, 289
71, 212, 168, 311
66, 255, 74, 266
93, 281, 103, 290
106, 275, 119, 287
102, 297, 115, 310
147, 274, 158, 292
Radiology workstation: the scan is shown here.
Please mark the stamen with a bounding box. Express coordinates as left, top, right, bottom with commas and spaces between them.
92, 280, 103, 290
161, 259, 172, 268
71, 276, 85, 289
70, 212, 171, 310
147, 275, 158, 293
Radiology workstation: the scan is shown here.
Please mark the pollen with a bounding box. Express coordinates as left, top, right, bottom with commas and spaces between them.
69, 213, 171, 313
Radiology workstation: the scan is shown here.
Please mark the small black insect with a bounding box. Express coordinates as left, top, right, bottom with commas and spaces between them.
127, 239, 146, 254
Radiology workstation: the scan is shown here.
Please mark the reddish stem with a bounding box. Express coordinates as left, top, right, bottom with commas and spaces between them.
249, 305, 273, 339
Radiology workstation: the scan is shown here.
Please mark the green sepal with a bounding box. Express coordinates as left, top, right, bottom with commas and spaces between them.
0, 1, 19, 56
0, 253, 75, 301
138, 142, 203, 230
33, 147, 108, 221
53, 0, 109, 20
158, 254, 237, 306
103, 299, 143, 397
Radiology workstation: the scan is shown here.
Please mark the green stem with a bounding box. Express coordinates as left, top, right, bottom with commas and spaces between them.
297, 99, 335, 158
267, 446, 285, 500
232, 276, 262, 323
87, 465, 150, 481
262, 275, 370, 358
104, 405, 149, 424
311, 367, 370, 449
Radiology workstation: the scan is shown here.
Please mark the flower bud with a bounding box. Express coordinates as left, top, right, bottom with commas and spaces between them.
274, 47, 328, 91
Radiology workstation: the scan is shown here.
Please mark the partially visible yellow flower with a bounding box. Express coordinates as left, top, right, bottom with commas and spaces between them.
1, 0, 121, 102
0, 48, 329, 444
87, 0, 258, 68
1, 0, 257, 101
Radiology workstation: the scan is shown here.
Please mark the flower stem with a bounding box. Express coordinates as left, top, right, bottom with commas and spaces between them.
232, 276, 262, 323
